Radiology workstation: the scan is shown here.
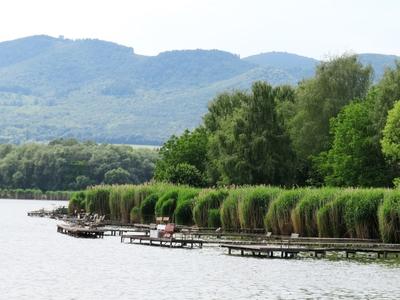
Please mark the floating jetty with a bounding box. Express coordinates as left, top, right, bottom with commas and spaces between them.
222, 243, 400, 259
57, 224, 105, 238
121, 234, 204, 248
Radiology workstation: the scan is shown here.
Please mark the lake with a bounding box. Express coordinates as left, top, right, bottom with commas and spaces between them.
1, 199, 400, 299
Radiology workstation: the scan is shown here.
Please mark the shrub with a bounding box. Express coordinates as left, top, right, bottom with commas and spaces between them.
155, 189, 179, 217
120, 186, 136, 223
85, 186, 110, 216
379, 191, 400, 243
344, 189, 384, 239
193, 189, 228, 227
130, 207, 141, 223
68, 191, 86, 214
238, 187, 280, 230
140, 193, 158, 223
208, 209, 221, 228
175, 200, 195, 225
317, 192, 349, 238
161, 198, 176, 218
109, 187, 123, 221
265, 189, 305, 235
292, 188, 337, 237
220, 190, 241, 231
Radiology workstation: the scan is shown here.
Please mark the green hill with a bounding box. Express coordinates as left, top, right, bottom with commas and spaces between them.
0, 35, 397, 144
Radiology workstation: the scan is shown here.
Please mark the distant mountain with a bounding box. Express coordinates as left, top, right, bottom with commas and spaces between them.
244, 51, 319, 80
0, 35, 398, 145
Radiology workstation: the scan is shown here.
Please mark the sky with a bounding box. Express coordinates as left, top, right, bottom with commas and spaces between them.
0, 0, 399, 59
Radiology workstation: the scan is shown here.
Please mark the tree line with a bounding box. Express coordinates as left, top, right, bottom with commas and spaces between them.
155, 55, 400, 188
0, 139, 158, 191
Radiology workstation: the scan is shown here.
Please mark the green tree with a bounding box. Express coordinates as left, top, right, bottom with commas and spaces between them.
164, 163, 205, 186
289, 55, 372, 160
382, 100, 400, 162
104, 167, 131, 184
372, 62, 400, 142
207, 81, 295, 185
316, 97, 391, 187
154, 127, 208, 184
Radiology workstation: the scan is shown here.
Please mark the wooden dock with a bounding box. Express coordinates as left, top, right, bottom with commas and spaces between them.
221, 243, 400, 259
121, 234, 204, 248
57, 224, 105, 238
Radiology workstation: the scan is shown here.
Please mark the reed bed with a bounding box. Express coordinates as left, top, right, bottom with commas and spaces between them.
70, 183, 400, 243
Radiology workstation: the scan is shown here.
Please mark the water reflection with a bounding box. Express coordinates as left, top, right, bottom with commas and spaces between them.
0, 199, 399, 300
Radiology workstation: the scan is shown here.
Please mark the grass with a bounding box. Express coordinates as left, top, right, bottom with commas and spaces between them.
70, 183, 400, 243
193, 189, 228, 227
292, 188, 338, 237
264, 189, 305, 235
238, 186, 280, 230
379, 191, 400, 243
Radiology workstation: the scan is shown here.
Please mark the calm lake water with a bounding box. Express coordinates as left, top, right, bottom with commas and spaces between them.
1, 199, 400, 300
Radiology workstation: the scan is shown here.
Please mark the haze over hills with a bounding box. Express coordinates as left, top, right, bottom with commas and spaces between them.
0, 35, 398, 145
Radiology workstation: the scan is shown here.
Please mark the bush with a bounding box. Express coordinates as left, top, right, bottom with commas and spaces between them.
265, 189, 305, 235
344, 189, 384, 239
165, 163, 205, 187
220, 190, 241, 231
193, 189, 228, 227
140, 193, 158, 223
175, 200, 195, 225
68, 191, 86, 214
155, 190, 179, 217
161, 198, 176, 218
238, 187, 280, 230
130, 207, 141, 223
292, 188, 337, 236
208, 209, 221, 228
379, 191, 400, 243
317, 192, 349, 238
120, 186, 136, 223
85, 186, 110, 216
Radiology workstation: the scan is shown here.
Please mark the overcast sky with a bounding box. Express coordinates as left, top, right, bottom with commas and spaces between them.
0, 0, 398, 59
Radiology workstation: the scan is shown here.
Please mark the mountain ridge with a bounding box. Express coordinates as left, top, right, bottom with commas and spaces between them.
0, 35, 398, 145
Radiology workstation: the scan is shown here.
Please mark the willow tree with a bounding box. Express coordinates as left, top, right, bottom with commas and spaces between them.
207, 81, 295, 185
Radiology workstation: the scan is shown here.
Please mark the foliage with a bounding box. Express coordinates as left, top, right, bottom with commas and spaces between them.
379, 191, 400, 243
104, 168, 131, 185
0, 139, 158, 191
238, 187, 280, 230
316, 98, 391, 187
382, 100, 400, 162
288, 55, 372, 161
206, 82, 295, 185
207, 209, 221, 228
140, 194, 158, 223
68, 191, 86, 214
163, 163, 205, 187
73, 183, 400, 243
193, 189, 228, 227
265, 189, 305, 235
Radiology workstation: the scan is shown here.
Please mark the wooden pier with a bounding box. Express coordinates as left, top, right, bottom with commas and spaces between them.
221, 243, 400, 259
121, 234, 204, 249
57, 224, 105, 238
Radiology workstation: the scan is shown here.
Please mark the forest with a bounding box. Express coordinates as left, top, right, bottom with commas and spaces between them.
0, 139, 158, 191
155, 55, 400, 188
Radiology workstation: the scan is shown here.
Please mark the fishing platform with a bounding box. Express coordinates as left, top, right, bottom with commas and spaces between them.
57, 223, 105, 238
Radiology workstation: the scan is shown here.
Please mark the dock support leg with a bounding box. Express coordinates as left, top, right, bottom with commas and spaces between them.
228, 248, 231, 255
241, 250, 244, 256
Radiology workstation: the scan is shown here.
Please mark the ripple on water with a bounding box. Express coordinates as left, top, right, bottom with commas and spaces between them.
1, 199, 400, 300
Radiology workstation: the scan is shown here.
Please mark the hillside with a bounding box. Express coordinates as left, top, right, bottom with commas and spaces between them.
0, 35, 398, 144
